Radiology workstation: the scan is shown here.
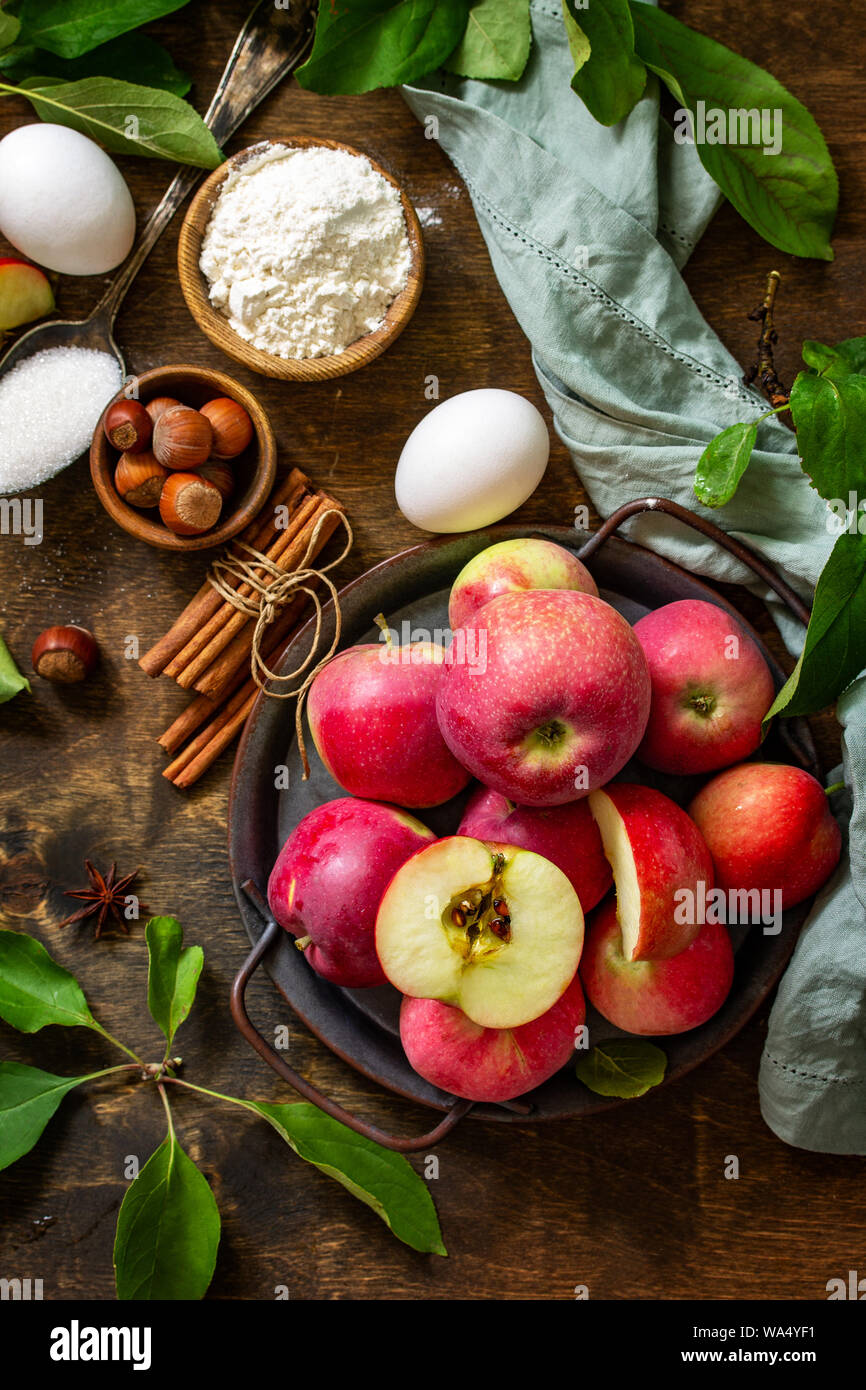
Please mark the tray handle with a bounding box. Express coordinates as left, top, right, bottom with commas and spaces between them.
231, 880, 474, 1153
574, 496, 811, 627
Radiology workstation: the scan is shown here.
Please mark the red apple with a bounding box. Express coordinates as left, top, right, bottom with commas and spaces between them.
268, 798, 435, 988
458, 784, 611, 912
448, 537, 597, 630
688, 762, 842, 910
581, 898, 734, 1035
376, 835, 584, 1029
307, 641, 471, 808
436, 590, 651, 807
588, 783, 714, 960
400, 973, 586, 1102
633, 599, 775, 775
0, 257, 54, 331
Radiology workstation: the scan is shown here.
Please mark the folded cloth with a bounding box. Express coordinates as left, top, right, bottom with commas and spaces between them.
403, 0, 866, 1153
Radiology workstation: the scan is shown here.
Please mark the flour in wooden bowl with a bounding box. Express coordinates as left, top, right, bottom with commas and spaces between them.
199, 144, 411, 361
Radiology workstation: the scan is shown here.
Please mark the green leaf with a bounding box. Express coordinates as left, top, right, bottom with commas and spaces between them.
16, 0, 190, 61
114, 1131, 220, 1300
0, 1061, 91, 1172
630, 1, 837, 261
764, 530, 866, 723
445, 0, 530, 82
0, 635, 30, 705
561, 0, 590, 74
6, 76, 222, 167
566, 0, 646, 127
297, 0, 470, 95
0, 930, 97, 1033
0, 34, 191, 95
789, 370, 866, 502
145, 917, 202, 1049
801, 337, 866, 380
576, 1039, 667, 1098
247, 1100, 446, 1255
0, 11, 21, 50
693, 420, 758, 508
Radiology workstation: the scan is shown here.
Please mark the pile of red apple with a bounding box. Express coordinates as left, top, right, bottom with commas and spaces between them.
268, 538, 842, 1105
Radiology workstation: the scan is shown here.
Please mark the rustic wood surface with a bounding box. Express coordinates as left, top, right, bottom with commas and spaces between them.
0, 1, 860, 1301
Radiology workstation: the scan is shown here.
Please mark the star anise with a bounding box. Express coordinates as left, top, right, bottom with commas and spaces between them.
58, 861, 148, 938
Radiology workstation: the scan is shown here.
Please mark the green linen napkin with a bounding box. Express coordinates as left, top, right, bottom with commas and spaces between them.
403, 0, 866, 1153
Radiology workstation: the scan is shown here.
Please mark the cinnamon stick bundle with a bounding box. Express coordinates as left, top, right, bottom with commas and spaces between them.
138, 467, 310, 678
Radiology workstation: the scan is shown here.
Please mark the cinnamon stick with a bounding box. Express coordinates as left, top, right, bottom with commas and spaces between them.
157, 595, 306, 753
179, 493, 344, 696
138, 468, 310, 677
164, 488, 322, 683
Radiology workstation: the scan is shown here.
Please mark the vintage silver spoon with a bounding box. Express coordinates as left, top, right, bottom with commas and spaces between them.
0, 0, 316, 384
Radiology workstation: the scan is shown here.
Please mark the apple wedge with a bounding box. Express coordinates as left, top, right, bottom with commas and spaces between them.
0, 257, 54, 331
375, 835, 584, 1029
588, 783, 714, 961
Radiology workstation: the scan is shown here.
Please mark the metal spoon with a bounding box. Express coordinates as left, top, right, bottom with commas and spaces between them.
0, 0, 317, 383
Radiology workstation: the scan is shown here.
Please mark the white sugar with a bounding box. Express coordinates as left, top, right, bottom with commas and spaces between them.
0, 346, 122, 493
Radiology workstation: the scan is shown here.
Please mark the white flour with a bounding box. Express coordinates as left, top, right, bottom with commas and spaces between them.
200, 144, 411, 360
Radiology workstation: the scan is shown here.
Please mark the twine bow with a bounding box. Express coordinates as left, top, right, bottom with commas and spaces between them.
206, 507, 353, 777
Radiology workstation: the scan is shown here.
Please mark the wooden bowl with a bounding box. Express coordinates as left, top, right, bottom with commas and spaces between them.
90, 365, 276, 551
177, 137, 425, 381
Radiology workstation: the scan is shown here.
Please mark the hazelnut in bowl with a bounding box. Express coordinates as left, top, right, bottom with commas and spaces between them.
90, 365, 276, 551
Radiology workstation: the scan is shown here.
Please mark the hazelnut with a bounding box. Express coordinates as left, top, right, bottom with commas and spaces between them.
159, 472, 222, 535
200, 397, 253, 459
198, 461, 235, 501
145, 395, 182, 425
153, 405, 212, 470
103, 399, 153, 454
115, 450, 168, 508
32, 626, 99, 684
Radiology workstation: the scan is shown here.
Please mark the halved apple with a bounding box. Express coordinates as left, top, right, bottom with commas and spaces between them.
588, 783, 714, 961
375, 835, 584, 1029
0, 258, 54, 331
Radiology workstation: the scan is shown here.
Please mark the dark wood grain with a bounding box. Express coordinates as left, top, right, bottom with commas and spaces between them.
0, 0, 858, 1301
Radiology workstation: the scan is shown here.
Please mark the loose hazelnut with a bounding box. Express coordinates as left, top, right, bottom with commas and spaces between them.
32, 626, 99, 684
200, 397, 253, 459
103, 399, 153, 454
145, 395, 182, 425
159, 472, 223, 535
198, 461, 235, 501
115, 450, 168, 508
153, 405, 212, 470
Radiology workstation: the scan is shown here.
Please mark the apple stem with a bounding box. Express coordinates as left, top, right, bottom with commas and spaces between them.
294, 935, 312, 952
373, 612, 393, 651
825, 781, 845, 798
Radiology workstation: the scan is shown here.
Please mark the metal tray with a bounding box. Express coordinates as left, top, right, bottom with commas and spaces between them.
228, 498, 816, 1151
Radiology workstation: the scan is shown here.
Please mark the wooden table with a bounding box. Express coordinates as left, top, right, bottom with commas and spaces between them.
0, 1, 860, 1301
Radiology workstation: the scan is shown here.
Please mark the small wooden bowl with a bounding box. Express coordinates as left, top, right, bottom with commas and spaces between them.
177, 137, 425, 381
90, 365, 276, 551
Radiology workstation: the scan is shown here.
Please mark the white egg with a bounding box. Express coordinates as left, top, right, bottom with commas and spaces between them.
0, 124, 136, 276
395, 389, 550, 533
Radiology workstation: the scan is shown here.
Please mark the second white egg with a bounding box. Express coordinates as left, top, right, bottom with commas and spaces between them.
395, 388, 550, 533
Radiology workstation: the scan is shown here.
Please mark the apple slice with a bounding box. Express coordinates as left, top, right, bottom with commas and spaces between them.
588, 783, 714, 961
0, 258, 54, 331
375, 835, 584, 1030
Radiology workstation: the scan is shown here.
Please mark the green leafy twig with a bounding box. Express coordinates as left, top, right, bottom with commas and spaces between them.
0, 0, 219, 167
576, 1039, 667, 1098
0, 921, 446, 1299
